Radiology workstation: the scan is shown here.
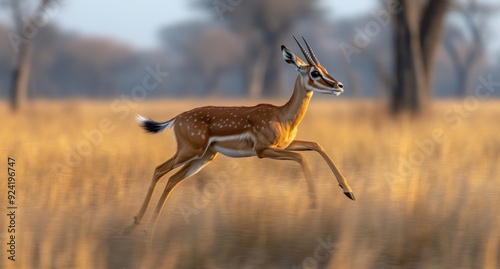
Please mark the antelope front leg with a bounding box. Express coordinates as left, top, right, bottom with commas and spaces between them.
285, 140, 355, 201
257, 147, 317, 208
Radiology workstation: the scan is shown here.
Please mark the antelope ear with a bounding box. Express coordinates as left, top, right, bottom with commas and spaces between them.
281, 45, 306, 73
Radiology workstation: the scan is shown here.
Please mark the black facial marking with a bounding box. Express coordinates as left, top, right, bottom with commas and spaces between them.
321, 76, 336, 88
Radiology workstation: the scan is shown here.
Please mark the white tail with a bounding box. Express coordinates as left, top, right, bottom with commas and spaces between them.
136, 115, 175, 133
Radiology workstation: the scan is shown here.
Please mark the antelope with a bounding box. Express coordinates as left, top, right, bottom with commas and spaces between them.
125, 37, 355, 235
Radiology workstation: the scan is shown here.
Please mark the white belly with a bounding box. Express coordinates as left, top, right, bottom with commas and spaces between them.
211, 145, 256, 158
208, 133, 256, 158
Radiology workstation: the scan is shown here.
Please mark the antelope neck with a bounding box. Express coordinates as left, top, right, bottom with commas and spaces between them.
280, 75, 313, 129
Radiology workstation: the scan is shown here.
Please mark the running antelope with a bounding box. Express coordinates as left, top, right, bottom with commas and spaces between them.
125, 37, 355, 235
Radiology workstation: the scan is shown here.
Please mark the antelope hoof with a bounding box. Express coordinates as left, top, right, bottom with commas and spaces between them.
123, 217, 141, 234
344, 191, 356, 201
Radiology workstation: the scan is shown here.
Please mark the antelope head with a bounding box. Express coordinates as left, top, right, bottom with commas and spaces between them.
281, 36, 344, 96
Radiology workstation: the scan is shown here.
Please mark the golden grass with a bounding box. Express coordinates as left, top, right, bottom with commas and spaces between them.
1, 99, 499, 269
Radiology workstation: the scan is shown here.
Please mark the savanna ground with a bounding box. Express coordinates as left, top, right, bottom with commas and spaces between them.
0, 99, 499, 269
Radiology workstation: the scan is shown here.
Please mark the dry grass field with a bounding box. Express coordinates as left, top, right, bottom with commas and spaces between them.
0, 99, 499, 269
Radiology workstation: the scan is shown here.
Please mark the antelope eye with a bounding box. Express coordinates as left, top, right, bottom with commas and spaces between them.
311, 71, 321, 78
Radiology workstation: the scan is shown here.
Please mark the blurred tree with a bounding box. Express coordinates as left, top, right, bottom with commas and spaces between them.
2, 0, 57, 112
391, 0, 451, 114
159, 23, 245, 96
0, 24, 15, 97
0, 21, 150, 99
197, 0, 318, 97
444, 0, 500, 97
159, 22, 204, 95
188, 27, 245, 96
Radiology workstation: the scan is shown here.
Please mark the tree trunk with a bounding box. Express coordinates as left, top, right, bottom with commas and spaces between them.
341, 59, 363, 98
391, 0, 426, 114
261, 53, 284, 97
8, 0, 55, 112
419, 0, 451, 98
10, 43, 32, 112
444, 38, 469, 97
204, 69, 224, 96
391, 0, 450, 115
444, 6, 484, 97
248, 47, 269, 99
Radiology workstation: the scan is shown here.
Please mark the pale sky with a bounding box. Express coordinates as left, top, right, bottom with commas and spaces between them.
0, 0, 378, 49
0, 0, 498, 53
